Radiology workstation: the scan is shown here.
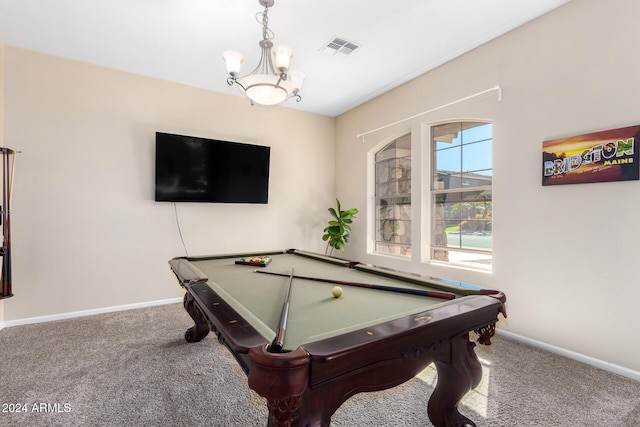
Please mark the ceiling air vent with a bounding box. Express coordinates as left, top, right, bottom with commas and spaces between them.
319, 37, 360, 58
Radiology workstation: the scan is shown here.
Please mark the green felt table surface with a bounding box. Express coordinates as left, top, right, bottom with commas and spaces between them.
184, 250, 486, 351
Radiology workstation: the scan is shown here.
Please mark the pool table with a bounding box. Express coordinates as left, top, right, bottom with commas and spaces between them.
169, 249, 506, 427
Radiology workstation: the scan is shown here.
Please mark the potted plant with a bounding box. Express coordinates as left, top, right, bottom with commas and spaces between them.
322, 198, 358, 256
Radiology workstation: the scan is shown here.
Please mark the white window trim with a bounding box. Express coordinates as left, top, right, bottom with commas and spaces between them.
422, 119, 493, 272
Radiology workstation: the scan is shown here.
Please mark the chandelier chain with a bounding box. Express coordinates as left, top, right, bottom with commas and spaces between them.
256, 8, 275, 42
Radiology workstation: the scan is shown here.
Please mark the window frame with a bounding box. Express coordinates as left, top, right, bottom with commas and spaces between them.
427, 120, 493, 270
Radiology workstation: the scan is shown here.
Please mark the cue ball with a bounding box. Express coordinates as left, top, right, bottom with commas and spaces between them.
332, 286, 343, 298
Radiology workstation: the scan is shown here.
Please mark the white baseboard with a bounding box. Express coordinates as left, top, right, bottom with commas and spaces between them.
2, 297, 183, 328
497, 329, 640, 382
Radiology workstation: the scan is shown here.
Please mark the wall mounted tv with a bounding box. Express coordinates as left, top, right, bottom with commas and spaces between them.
155, 132, 270, 203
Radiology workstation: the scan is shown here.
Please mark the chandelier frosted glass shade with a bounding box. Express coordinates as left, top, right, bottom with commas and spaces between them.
241, 73, 292, 105
223, 1, 303, 106
273, 45, 293, 72
223, 50, 243, 76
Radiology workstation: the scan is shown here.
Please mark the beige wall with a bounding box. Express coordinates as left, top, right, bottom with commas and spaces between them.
3, 46, 335, 321
336, 0, 640, 373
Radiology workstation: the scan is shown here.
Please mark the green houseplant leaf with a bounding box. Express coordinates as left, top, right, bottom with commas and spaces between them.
323, 198, 358, 256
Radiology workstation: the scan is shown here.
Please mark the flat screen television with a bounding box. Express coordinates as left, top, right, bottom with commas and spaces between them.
155, 132, 270, 203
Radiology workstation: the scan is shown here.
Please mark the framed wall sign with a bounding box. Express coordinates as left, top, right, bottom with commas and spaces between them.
542, 125, 640, 186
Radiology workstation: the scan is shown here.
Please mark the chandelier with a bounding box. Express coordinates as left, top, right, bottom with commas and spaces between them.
223, 0, 304, 106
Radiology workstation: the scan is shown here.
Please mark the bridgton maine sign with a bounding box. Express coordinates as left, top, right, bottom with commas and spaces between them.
542, 125, 640, 186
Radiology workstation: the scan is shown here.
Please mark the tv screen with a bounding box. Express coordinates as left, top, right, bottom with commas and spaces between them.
155, 132, 270, 203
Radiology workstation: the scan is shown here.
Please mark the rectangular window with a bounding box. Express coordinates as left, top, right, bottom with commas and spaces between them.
431, 122, 492, 268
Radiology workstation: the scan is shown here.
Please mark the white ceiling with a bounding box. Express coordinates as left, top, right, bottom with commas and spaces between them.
0, 0, 570, 117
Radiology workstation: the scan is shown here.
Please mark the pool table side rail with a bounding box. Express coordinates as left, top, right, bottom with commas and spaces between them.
355, 263, 505, 300
181, 249, 288, 262
186, 281, 270, 372
177, 248, 356, 267
291, 249, 359, 268
169, 258, 273, 372
301, 294, 504, 387
169, 258, 209, 284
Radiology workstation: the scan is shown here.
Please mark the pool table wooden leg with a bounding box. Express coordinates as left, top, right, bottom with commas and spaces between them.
183, 292, 210, 343
428, 333, 482, 427
265, 396, 303, 427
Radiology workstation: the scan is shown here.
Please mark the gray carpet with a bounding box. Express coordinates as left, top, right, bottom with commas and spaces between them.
0, 303, 638, 426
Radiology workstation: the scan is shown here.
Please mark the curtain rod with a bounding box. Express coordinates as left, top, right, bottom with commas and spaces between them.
356, 84, 502, 141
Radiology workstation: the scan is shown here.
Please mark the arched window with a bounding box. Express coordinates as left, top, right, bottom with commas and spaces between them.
431, 122, 492, 268
374, 134, 411, 256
